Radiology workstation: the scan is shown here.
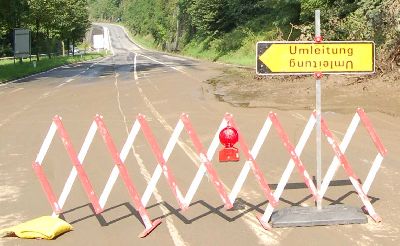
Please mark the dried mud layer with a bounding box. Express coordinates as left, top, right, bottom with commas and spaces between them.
206, 66, 400, 117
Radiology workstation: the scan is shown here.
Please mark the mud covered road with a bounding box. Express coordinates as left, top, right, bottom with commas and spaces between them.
1, 24, 400, 245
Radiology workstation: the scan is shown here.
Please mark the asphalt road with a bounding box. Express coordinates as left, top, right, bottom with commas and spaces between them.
1, 24, 400, 245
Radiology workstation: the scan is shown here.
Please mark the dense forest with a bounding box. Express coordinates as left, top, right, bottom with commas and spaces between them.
89, 0, 400, 68
0, 0, 90, 59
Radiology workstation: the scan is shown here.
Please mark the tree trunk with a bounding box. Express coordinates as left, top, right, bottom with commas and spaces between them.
36, 18, 40, 61
62, 40, 65, 56
72, 39, 75, 56
67, 39, 70, 56
46, 29, 51, 59
174, 18, 181, 51
173, 6, 181, 51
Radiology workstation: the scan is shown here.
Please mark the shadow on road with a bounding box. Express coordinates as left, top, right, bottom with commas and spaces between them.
10, 52, 199, 85
58, 179, 379, 227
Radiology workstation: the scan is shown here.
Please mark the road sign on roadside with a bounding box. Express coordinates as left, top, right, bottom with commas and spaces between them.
256, 41, 375, 75
93, 34, 104, 50
13, 28, 31, 60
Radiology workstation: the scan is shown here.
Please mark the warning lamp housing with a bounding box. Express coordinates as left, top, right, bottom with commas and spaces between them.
219, 126, 240, 162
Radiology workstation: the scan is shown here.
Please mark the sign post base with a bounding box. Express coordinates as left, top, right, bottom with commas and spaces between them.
271, 205, 367, 228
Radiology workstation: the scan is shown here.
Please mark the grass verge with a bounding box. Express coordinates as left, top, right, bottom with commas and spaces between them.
181, 39, 256, 67
0, 52, 106, 83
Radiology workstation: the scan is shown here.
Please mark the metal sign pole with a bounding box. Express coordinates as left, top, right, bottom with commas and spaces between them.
256, 9, 372, 229
315, 9, 322, 210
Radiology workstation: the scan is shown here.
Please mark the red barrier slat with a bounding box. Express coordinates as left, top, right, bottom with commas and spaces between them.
321, 117, 381, 221
226, 114, 278, 207
95, 116, 156, 230
320, 117, 361, 182
136, 114, 185, 210
32, 109, 387, 235
32, 162, 61, 214
53, 116, 103, 214
357, 108, 388, 156
181, 114, 233, 209
269, 112, 318, 199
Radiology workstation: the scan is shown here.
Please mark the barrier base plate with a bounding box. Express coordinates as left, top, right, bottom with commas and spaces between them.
271, 205, 367, 228
138, 219, 162, 238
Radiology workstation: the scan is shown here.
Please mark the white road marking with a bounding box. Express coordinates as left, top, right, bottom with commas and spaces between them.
136, 83, 283, 244
0, 105, 31, 128
131, 146, 188, 246
56, 82, 67, 88
113, 22, 202, 83
0, 58, 108, 129
136, 54, 203, 83
112, 64, 187, 246
113, 23, 285, 244
292, 112, 345, 137
137, 86, 200, 164
139, 54, 182, 73
9, 88, 24, 94
3, 56, 104, 84
40, 92, 50, 98
292, 113, 307, 121
331, 129, 345, 136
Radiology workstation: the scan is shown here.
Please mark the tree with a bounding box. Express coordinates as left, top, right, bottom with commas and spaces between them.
28, 0, 59, 59
88, 0, 121, 21
0, 0, 29, 56
188, 0, 228, 36
56, 0, 91, 56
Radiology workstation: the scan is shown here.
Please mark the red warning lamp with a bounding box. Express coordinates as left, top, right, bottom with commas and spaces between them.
219, 125, 240, 162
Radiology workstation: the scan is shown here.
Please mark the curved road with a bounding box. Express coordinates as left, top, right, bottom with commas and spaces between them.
1, 24, 399, 245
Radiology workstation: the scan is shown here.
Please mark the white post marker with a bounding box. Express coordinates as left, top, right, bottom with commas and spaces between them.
315, 9, 322, 210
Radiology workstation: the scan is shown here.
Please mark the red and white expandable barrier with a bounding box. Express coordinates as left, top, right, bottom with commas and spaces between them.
33, 115, 162, 237
257, 108, 387, 226
317, 108, 387, 222
32, 108, 387, 237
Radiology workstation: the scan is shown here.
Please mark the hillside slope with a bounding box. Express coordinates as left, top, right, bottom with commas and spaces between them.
89, 0, 400, 69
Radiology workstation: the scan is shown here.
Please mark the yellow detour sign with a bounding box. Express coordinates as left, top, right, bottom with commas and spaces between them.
256, 41, 375, 75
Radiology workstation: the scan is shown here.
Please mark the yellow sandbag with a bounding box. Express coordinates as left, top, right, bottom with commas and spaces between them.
0, 216, 73, 240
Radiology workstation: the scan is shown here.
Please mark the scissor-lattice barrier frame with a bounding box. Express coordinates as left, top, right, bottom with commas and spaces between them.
33, 108, 387, 237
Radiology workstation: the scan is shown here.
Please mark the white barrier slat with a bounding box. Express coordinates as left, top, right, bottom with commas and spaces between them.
362, 153, 384, 194
229, 118, 272, 204
99, 120, 141, 208
229, 162, 252, 204
260, 114, 315, 223
120, 120, 142, 161
33, 109, 386, 235
35, 122, 58, 164
56, 121, 98, 213
141, 120, 184, 206
277, 114, 316, 199
319, 113, 360, 198
350, 176, 377, 216
184, 164, 207, 206
99, 165, 120, 209
207, 119, 229, 159
184, 118, 228, 206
